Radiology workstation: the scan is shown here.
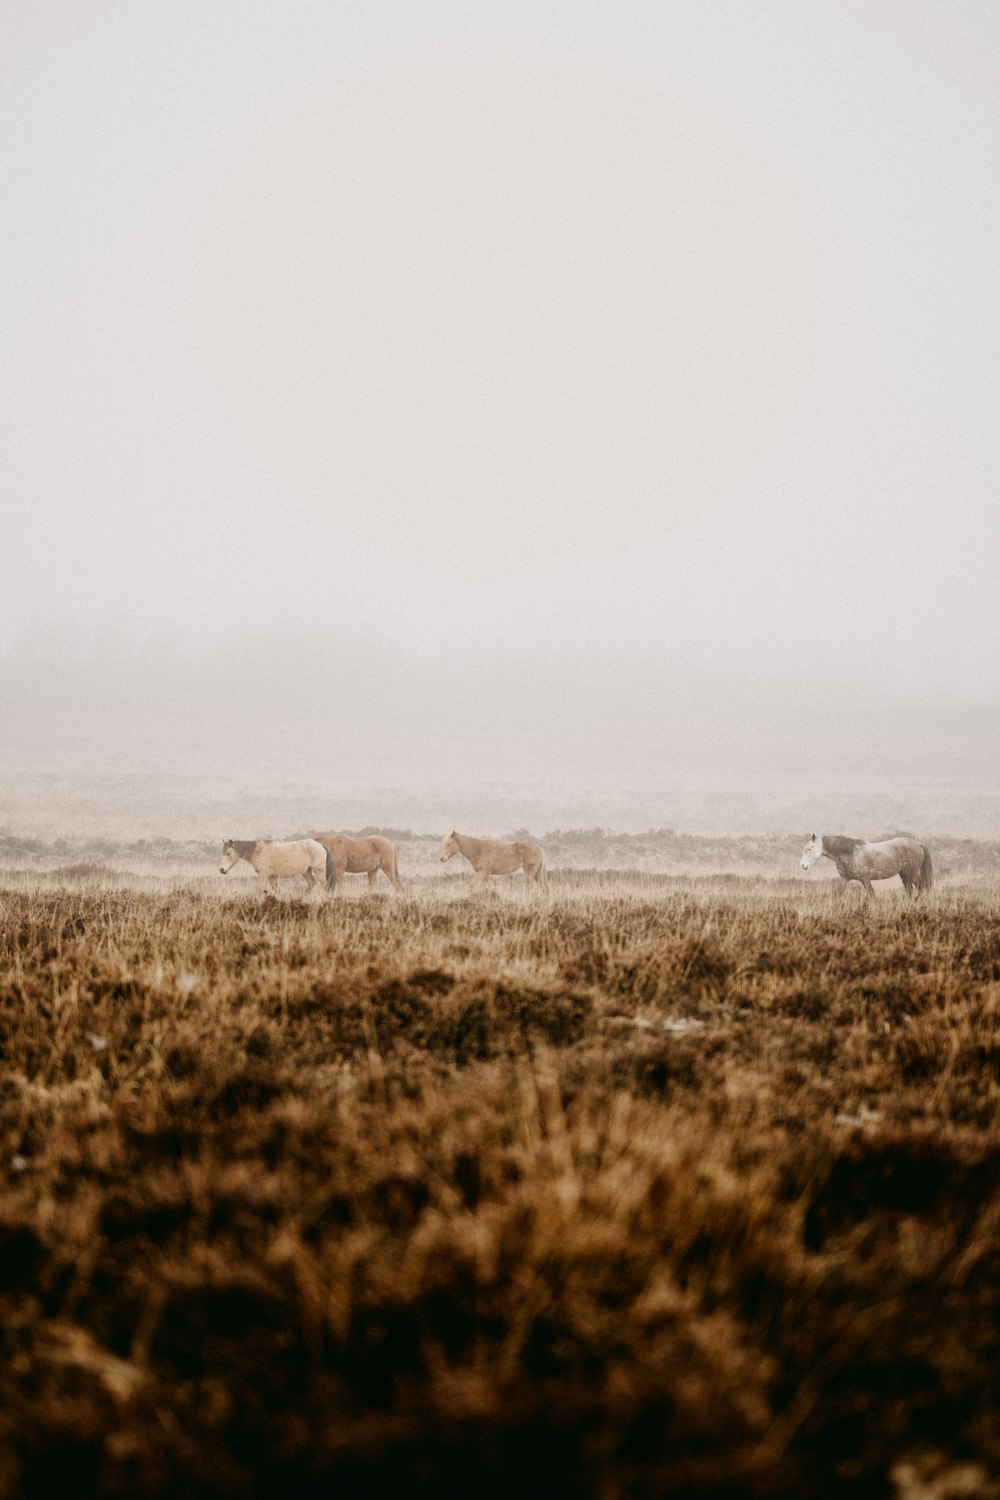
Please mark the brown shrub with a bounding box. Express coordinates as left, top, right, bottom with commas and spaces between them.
0, 875, 998, 1496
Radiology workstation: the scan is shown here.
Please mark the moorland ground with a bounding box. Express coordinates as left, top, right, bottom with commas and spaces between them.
0, 855, 998, 1498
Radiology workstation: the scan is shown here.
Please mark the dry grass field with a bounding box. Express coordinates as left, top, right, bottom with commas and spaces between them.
1, 858, 999, 1498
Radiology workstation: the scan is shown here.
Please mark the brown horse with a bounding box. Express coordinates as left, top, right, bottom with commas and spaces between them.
314, 834, 404, 894
800, 833, 933, 898
439, 830, 549, 890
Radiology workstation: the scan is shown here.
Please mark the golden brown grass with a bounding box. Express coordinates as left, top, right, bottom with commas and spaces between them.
1, 870, 998, 1498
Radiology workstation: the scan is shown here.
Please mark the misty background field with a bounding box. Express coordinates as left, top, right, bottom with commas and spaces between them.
3, 0, 999, 798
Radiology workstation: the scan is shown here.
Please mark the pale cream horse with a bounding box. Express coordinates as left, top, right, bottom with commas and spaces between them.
314, 834, 404, 894
219, 838, 328, 895
440, 830, 549, 890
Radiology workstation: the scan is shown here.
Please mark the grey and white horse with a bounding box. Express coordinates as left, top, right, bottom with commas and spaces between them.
800, 834, 933, 899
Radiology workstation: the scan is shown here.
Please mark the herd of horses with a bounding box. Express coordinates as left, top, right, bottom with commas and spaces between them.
219, 830, 548, 894
219, 830, 933, 900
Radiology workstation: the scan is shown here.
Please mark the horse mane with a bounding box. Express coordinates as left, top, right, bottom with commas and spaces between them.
229, 839, 258, 857
822, 835, 863, 856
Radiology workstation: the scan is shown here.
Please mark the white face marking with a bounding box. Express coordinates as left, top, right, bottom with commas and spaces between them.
219, 841, 239, 874
440, 833, 457, 862
800, 834, 823, 871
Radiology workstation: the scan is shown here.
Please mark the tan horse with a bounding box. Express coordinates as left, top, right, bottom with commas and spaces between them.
440, 830, 549, 890
800, 834, 933, 899
314, 833, 404, 894
219, 838, 327, 895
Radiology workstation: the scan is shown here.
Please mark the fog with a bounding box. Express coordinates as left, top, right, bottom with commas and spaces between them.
2, 3, 998, 833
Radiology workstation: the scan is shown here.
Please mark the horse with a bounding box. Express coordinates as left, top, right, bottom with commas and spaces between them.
800, 833, 933, 899
219, 838, 328, 895
439, 830, 549, 890
314, 833, 404, 894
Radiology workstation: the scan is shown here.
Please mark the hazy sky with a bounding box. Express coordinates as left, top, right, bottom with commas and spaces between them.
2, 1, 999, 753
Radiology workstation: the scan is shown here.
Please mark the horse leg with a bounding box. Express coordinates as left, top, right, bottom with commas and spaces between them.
367, 869, 378, 889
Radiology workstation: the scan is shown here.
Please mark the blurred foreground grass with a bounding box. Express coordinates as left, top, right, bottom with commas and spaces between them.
0, 873, 998, 1498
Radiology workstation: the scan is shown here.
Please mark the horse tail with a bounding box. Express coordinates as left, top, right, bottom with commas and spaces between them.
389, 844, 404, 891
918, 844, 933, 893
325, 848, 337, 890
538, 850, 550, 892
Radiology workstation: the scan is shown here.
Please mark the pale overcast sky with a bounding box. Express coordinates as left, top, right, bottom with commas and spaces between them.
2, 1, 998, 711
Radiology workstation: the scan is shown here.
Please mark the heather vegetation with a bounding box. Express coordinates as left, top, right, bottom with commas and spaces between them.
5, 825, 1000, 880
0, 864, 998, 1498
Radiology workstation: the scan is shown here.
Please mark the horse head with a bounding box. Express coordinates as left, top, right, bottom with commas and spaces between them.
440, 831, 459, 862
220, 839, 239, 875
800, 833, 823, 871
